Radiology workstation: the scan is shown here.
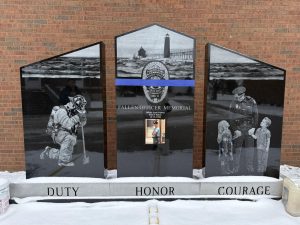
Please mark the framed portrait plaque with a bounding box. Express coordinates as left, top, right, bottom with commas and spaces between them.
115, 24, 195, 177
204, 44, 285, 178
21, 43, 105, 178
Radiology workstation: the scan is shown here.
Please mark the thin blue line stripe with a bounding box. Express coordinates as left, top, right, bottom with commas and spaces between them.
115, 79, 195, 87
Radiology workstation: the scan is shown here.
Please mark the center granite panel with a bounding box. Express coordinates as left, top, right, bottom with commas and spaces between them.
115, 24, 195, 177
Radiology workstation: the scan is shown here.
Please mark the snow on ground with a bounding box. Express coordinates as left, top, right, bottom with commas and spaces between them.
158, 199, 300, 225
0, 201, 149, 225
0, 199, 300, 225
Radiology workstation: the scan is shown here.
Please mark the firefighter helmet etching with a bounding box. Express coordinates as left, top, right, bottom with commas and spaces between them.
142, 61, 169, 104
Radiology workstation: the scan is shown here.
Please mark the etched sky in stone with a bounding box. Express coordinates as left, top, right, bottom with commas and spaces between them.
210, 45, 256, 63
117, 25, 194, 58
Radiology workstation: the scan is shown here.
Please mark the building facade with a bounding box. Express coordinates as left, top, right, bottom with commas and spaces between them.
0, 0, 299, 171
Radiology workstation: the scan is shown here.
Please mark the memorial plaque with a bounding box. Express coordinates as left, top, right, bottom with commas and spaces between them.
204, 44, 285, 178
115, 24, 195, 177
21, 43, 105, 178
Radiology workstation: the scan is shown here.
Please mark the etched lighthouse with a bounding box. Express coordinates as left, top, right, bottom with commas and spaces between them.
164, 34, 170, 58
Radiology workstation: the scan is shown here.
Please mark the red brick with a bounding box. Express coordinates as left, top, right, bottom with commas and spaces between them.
0, 0, 299, 171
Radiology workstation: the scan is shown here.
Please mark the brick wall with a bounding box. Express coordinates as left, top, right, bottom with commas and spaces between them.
0, 0, 299, 171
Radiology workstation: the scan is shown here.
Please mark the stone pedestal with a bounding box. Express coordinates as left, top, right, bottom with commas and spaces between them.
10, 176, 282, 200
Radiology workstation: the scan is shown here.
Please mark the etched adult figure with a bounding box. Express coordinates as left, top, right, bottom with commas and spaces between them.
40, 95, 87, 167
229, 86, 258, 173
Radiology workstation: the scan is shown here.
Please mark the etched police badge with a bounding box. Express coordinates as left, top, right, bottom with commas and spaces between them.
142, 61, 169, 104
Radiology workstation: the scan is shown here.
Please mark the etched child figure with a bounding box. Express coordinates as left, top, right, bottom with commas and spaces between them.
249, 117, 271, 173
217, 120, 234, 175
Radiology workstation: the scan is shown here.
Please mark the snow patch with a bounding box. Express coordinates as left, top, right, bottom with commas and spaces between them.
281, 165, 300, 180
0, 172, 25, 183
202, 176, 280, 182
0, 201, 151, 225
1, 199, 299, 225
158, 199, 300, 225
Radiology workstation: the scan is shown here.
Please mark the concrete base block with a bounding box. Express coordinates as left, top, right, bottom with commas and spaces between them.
10, 176, 283, 199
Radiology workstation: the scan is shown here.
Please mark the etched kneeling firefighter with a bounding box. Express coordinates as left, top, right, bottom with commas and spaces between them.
40, 95, 87, 167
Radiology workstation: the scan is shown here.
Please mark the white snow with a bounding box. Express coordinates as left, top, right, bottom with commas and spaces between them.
202, 176, 280, 182
158, 199, 300, 225
0, 199, 299, 225
0, 172, 25, 183
13, 176, 197, 184
0, 178, 9, 189
281, 165, 300, 181
280, 165, 300, 187
0, 201, 149, 225
12, 194, 279, 205
23, 177, 107, 183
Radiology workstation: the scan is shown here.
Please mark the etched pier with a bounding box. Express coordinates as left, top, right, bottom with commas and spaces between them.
148, 49, 193, 60
170, 49, 193, 60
